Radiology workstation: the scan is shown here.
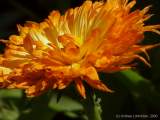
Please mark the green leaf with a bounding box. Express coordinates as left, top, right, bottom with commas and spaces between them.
116, 70, 160, 108
64, 111, 79, 118
19, 93, 55, 120
49, 94, 83, 112
0, 101, 19, 120
0, 89, 23, 99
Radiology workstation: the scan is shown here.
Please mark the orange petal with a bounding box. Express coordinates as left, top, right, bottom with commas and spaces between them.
82, 67, 113, 93
75, 79, 86, 99
57, 79, 71, 90
23, 34, 34, 53
1, 58, 29, 68
86, 80, 113, 93
81, 67, 99, 81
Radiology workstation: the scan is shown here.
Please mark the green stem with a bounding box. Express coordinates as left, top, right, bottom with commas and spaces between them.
84, 92, 102, 120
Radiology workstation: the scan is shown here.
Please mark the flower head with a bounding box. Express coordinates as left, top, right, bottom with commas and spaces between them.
0, 0, 160, 98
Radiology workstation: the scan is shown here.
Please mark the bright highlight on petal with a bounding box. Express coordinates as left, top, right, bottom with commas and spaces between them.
0, 0, 160, 98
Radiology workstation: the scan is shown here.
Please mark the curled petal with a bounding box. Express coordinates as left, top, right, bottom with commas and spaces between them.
82, 66, 113, 93
86, 79, 113, 93
75, 79, 86, 99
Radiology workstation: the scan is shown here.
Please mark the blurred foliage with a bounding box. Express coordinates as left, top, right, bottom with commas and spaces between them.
0, 0, 160, 120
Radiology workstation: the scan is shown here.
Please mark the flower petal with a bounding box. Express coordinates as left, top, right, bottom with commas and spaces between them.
75, 79, 86, 99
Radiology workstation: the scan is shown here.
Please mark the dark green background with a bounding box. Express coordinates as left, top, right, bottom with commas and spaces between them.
0, 0, 160, 120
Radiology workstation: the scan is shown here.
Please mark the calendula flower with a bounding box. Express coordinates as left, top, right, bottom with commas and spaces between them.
0, 0, 160, 98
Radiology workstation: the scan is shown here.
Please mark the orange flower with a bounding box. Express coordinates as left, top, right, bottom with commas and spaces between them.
0, 0, 160, 98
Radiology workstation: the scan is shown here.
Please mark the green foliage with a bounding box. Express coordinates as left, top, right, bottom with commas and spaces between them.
0, 89, 22, 120
0, 101, 19, 120
0, 89, 22, 99
49, 94, 83, 112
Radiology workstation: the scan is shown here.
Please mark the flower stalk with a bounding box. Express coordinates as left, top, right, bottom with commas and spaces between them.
84, 90, 102, 120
